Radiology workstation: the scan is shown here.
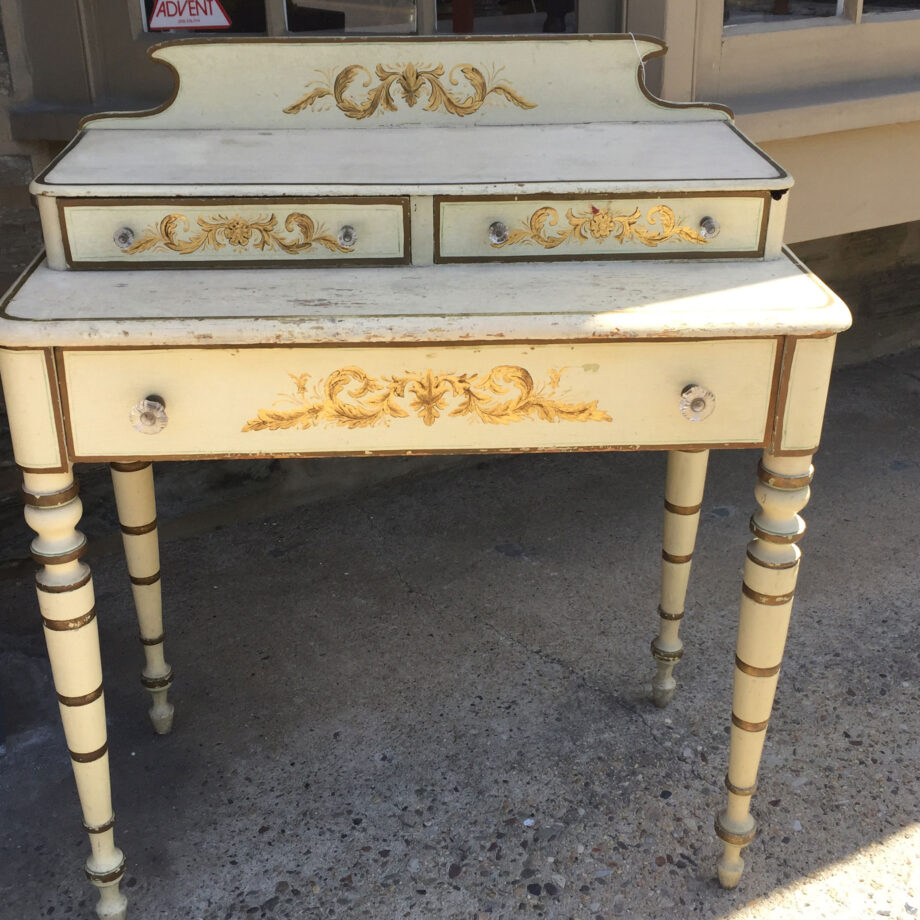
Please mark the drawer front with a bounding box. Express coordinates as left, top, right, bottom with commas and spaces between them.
60, 340, 778, 460
59, 198, 409, 268
436, 194, 768, 262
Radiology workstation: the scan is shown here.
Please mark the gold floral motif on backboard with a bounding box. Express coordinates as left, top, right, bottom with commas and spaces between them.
242, 366, 611, 432
125, 213, 352, 256
284, 63, 536, 120
494, 204, 709, 250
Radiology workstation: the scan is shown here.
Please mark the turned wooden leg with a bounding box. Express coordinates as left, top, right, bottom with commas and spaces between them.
110, 461, 174, 735
23, 469, 128, 920
651, 448, 710, 707
716, 450, 813, 888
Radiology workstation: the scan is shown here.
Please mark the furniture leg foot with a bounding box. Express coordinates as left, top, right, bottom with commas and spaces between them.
651, 449, 709, 707
23, 468, 128, 918
87, 850, 128, 919
716, 841, 745, 889
110, 462, 174, 734
715, 450, 813, 887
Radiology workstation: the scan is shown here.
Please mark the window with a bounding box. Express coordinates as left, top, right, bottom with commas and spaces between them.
724, 0, 838, 24
285, 0, 418, 32
142, 0, 268, 33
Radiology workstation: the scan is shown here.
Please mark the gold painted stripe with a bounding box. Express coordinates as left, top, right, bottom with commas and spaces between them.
58, 684, 104, 707
749, 517, 806, 545
757, 461, 813, 491
650, 639, 683, 662
714, 815, 756, 847
84, 855, 125, 885
735, 656, 781, 678
724, 775, 757, 797
70, 741, 108, 764
745, 549, 798, 571
657, 605, 684, 622
110, 460, 152, 472
731, 713, 769, 733
141, 670, 174, 690
83, 814, 115, 835
42, 607, 96, 631
22, 481, 80, 507
31, 539, 87, 566
140, 633, 165, 646
36, 570, 93, 593
662, 550, 693, 564
664, 500, 702, 516
130, 570, 161, 586
120, 518, 158, 536
742, 583, 794, 606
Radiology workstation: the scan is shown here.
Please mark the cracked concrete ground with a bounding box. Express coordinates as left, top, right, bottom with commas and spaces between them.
1, 348, 918, 919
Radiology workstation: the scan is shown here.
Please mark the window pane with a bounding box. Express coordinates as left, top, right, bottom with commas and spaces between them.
437, 0, 565, 34
286, 0, 418, 32
142, 0, 267, 33
862, 0, 920, 10
724, 0, 838, 24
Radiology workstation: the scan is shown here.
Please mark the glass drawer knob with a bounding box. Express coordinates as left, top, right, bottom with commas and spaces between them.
338, 225, 357, 248
114, 227, 136, 250
680, 385, 715, 422
489, 221, 509, 245
130, 396, 168, 435
698, 216, 720, 240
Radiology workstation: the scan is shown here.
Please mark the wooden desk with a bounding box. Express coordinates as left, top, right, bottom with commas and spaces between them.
0, 35, 850, 919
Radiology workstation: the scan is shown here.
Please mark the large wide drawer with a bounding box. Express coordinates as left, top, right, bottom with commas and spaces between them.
58, 340, 779, 460
59, 197, 410, 268
435, 193, 769, 262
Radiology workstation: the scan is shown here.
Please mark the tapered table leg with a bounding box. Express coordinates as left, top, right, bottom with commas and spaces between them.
110, 461, 174, 734
23, 468, 128, 920
651, 448, 709, 707
716, 450, 813, 888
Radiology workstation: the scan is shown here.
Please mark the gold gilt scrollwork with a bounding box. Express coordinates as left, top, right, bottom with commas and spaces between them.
242, 365, 611, 432
283, 63, 536, 120
125, 213, 352, 256
494, 204, 709, 250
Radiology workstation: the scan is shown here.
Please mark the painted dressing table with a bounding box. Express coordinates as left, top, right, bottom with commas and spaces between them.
0, 35, 850, 919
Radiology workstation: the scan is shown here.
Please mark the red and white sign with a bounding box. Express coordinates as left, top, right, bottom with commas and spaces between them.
148, 0, 231, 30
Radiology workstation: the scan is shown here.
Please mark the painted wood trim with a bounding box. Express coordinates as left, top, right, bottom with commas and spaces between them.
72, 35, 732, 134
0, 347, 68, 471
57, 338, 780, 460
58, 196, 411, 269
432, 190, 770, 263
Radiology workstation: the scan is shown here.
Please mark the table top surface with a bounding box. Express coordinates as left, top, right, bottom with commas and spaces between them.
36, 122, 786, 198
0, 251, 850, 348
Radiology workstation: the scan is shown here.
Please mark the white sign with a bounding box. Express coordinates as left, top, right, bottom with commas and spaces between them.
148, 0, 231, 30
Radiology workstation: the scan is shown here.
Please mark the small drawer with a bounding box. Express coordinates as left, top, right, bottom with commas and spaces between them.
435, 194, 768, 263
59, 339, 778, 461
59, 197, 409, 268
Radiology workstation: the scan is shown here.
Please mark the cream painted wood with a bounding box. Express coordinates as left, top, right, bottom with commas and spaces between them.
61, 201, 406, 267
410, 196, 434, 265
38, 196, 67, 270
651, 449, 709, 707
0, 35, 855, 915
110, 463, 174, 734
22, 468, 127, 920
34, 123, 787, 200
763, 193, 788, 260
437, 196, 767, 261
716, 451, 813, 889
0, 254, 850, 347
780, 335, 838, 452
0, 348, 63, 470
59, 340, 777, 459
84, 37, 725, 132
